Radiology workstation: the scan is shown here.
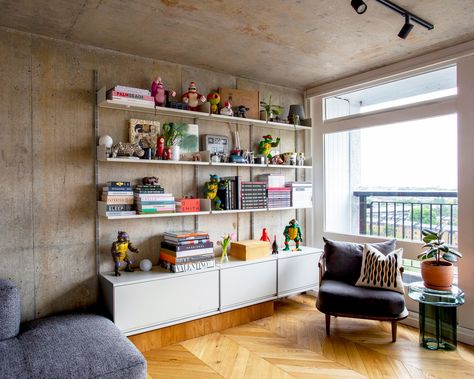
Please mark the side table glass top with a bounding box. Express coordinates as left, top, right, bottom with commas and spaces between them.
408, 281, 464, 307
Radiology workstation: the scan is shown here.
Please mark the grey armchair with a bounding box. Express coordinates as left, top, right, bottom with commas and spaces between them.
316, 238, 408, 342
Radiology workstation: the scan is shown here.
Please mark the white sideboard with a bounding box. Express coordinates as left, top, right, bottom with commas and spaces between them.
100, 246, 322, 335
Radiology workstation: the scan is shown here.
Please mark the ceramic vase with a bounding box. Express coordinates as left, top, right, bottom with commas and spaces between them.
171, 145, 180, 161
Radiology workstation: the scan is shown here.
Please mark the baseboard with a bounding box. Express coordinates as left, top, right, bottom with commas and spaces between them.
128, 301, 274, 353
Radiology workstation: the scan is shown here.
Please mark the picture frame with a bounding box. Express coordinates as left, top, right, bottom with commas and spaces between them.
129, 119, 160, 152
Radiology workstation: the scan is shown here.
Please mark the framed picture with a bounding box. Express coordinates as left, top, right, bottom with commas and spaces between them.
129, 119, 160, 151
202, 134, 229, 155
179, 123, 199, 154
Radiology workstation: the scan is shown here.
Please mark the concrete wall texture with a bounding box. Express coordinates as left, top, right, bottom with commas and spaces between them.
0, 27, 305, 321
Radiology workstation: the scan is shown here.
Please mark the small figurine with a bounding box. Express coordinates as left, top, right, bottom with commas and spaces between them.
207, 90, 221, 114
111, 142, 145, 158
182, 82, 206, 111
297, 152, 305, 166
156, 136, 165, 159
272, 235, 279, 255
258, 135, 281, 160
260, 228, 271, 243
220, 101, 233, 116
142, 176, 159, 185
204, 174, 223, 210
151, 76, 176, 107
111, 231, 141, 276
283, 219, 303, 251
234, 105, 249, 118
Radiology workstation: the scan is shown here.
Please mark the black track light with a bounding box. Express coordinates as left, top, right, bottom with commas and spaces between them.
398, 14, 414, 39
351, 0, 367, 14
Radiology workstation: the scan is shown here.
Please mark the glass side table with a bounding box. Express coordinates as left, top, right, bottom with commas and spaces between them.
408, 281, 464, 351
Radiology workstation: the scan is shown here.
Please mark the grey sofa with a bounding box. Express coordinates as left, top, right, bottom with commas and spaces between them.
316, 238, 408, 342
0, 279, 147, 379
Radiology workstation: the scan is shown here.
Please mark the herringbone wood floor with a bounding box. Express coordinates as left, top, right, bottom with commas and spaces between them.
144, 295, 474, 378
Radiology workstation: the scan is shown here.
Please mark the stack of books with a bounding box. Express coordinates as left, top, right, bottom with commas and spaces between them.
106, 85, 154, 107
241, 181, 267, 209
267, 187, 291, 208
134, 185, 175, 214
159, 231, 215, 273
286, 182, 313, 208
100, 181, 136, 217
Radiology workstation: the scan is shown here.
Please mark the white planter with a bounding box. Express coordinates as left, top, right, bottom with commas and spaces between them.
171, 145, 180, 161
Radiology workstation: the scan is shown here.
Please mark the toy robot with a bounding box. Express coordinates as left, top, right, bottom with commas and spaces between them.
204, 174, 223, 210
207, 90, 221, 114
111, 231, 141, 276
283, 219, 303, 251
151, 76, 176, 107
258, 135, 281, 160
182, 81, 206, 111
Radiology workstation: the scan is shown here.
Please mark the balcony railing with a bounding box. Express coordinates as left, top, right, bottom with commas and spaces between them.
353, 191, 458, 245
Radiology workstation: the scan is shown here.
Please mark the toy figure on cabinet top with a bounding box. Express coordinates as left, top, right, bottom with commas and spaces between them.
207, 90, 221, 114
283, 219, 302, 251
111, 231, 141, 276
220, 101, 233, 116
151, 76, 176, 107
258, 135, 280, 160
182, 82, 206, 111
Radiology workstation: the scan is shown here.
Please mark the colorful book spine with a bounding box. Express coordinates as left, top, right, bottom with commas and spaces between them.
107, 181, 131, 187
107, 91, 154, 101
160, 241, 213, 252
101, 196, 134, 204
163, 238, 211, 246
112, 86, 151, 96
159, 259, 215, 273
159, 252, 215, 265
159, 247, 214, 258
99, 203, 134, 212
104, 211, 137, 217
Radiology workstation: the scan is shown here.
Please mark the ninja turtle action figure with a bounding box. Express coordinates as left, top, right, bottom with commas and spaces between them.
283, 219, 303, 251
204, 174, 225, 210
258, 135, 280, 160
111, 231, 141, 276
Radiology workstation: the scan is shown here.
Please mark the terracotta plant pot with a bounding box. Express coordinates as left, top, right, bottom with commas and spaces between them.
421, 260, 453, 290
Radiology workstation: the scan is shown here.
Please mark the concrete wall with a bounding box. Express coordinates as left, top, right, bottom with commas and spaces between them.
0, 27, 305, 321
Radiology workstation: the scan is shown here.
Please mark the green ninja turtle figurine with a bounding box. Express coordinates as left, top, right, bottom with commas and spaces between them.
283, 219, 303, 251
204, 174, 224, 210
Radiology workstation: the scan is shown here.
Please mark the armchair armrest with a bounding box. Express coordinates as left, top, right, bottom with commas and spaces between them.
0, 279, 21, 340
318, 253, 326, 284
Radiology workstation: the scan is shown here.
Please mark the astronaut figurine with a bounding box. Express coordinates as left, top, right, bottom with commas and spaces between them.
111, 231, 141, 276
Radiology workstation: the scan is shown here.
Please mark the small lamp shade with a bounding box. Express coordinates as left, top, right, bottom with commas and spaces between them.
288, 105, 305, 123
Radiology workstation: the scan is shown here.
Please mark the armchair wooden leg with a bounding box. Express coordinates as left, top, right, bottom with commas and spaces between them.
391, 321, 397, 342
325, 314, 331, 336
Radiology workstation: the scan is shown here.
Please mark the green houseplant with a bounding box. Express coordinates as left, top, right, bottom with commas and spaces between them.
418, 228, 462, 290
162, 122, 197, 161
260, 96, 283, 122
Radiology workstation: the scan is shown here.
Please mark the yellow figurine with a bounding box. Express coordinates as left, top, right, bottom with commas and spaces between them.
111, 231, 140, 276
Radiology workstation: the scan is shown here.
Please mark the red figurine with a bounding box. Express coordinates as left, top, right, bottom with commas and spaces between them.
151, 76, 176, 107
182, 82, 206, 111
156, 136, 165, 159
260, 228, 271, 243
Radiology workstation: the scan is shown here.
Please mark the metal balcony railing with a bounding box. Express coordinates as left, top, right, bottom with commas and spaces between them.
353, 191, 458, 245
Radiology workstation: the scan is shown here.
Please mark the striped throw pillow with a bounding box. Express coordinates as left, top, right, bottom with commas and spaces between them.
355, 244, 404, 294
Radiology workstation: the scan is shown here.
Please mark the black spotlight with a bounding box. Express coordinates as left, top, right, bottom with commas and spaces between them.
398, 14, 414, 39
351, 0, 367, 14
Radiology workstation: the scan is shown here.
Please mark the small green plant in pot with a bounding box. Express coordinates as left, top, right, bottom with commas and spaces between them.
418, 228, 462, 290
162, 122, 197, 161
260, 96, 283, 122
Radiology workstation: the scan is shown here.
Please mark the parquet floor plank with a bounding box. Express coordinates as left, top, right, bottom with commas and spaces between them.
144, 294, 474, 379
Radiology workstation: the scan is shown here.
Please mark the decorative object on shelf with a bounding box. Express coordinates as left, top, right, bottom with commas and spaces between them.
175, 197, 201, 212
271, 155, 284, 165
218, 231, 236, 263
129, 119, 159, 158
260, 96, 283, 122
151, 76, 176, 107
111, 231, 141, 276
207, 90, 221, 114
220, 101, 233, 116
204, 174, 223, 210
179, 123, 199, 159
418, 228, 462, 290
202, 134, 229, 156
260, 228, 271, 243
297, 152, 305, 166
98, 135, 113, 157
272, 235, 279, 255
142, 176, 159, 185
283, 219, 303, 251
281, 152, 297, 165
288, 104, 305, 125
230, 240, 271, 261
111, 142, 145, 159
258, 135, 280, 160
139, 259, 152, 272
219, 88, 260, 120
182, 81, 206, 111
234, 105, 249, 118
155, 136, 165, 160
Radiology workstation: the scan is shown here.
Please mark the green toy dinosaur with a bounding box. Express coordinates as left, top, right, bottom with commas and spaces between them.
258, 135, 280, 159
283, 219, 303, 251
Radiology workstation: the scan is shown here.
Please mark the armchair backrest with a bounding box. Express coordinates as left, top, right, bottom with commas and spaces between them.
0, 279, 21, 340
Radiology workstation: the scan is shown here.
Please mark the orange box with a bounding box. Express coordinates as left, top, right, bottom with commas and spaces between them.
175, 198, 201, 212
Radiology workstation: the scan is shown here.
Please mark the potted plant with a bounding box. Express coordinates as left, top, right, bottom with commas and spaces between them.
260, 96, 283, 122
418, 228, 462, 290
162, 122, 195, 161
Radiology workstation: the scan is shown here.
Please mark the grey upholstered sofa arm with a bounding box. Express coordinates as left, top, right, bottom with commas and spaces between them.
0, 279, 21, 341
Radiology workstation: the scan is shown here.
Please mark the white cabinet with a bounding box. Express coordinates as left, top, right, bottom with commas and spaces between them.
220, 259, 277, 310
277, 251, 320, 297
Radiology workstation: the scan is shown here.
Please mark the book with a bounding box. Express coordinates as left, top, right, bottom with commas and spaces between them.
98, 202, 134, 212
159, 251, 215, 264
164, 238, 211, 246
161, 240, 213, 252
222, 176, 242, 209
159, 259, 216, 273
164, 231, 209, 238
101, 196, 134, 204
103, 190, 134, 196
106, 90, 154, 102
104, 211, 137, 217
111, 86, 151, 96
107, 181, 131, 187
102, 186, 132, 192
107, 96, 154, 106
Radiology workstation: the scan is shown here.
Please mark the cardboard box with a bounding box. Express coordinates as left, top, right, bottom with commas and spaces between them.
175, 198, 201, 212
219, 88, 260, 120
230, 240, 271, 260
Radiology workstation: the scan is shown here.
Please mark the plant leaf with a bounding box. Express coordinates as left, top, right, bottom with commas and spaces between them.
422, 234, 437, 243
442, 252, 458, 263
448, 248, 462, 258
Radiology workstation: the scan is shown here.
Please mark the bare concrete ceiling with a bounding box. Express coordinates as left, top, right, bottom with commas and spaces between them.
0, 0, 473, 89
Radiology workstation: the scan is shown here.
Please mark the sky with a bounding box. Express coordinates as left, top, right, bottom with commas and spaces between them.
358, 114, 457, 190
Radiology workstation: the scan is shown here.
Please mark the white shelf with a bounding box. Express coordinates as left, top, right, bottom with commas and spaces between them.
97, 87, 311, 131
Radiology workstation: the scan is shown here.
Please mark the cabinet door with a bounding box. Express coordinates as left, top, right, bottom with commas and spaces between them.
278, 253, 319, 296
114, 270, 219, 333
220, 260, 277, 309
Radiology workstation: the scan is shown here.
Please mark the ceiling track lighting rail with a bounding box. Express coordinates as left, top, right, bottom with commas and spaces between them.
375, 0, 434, 31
